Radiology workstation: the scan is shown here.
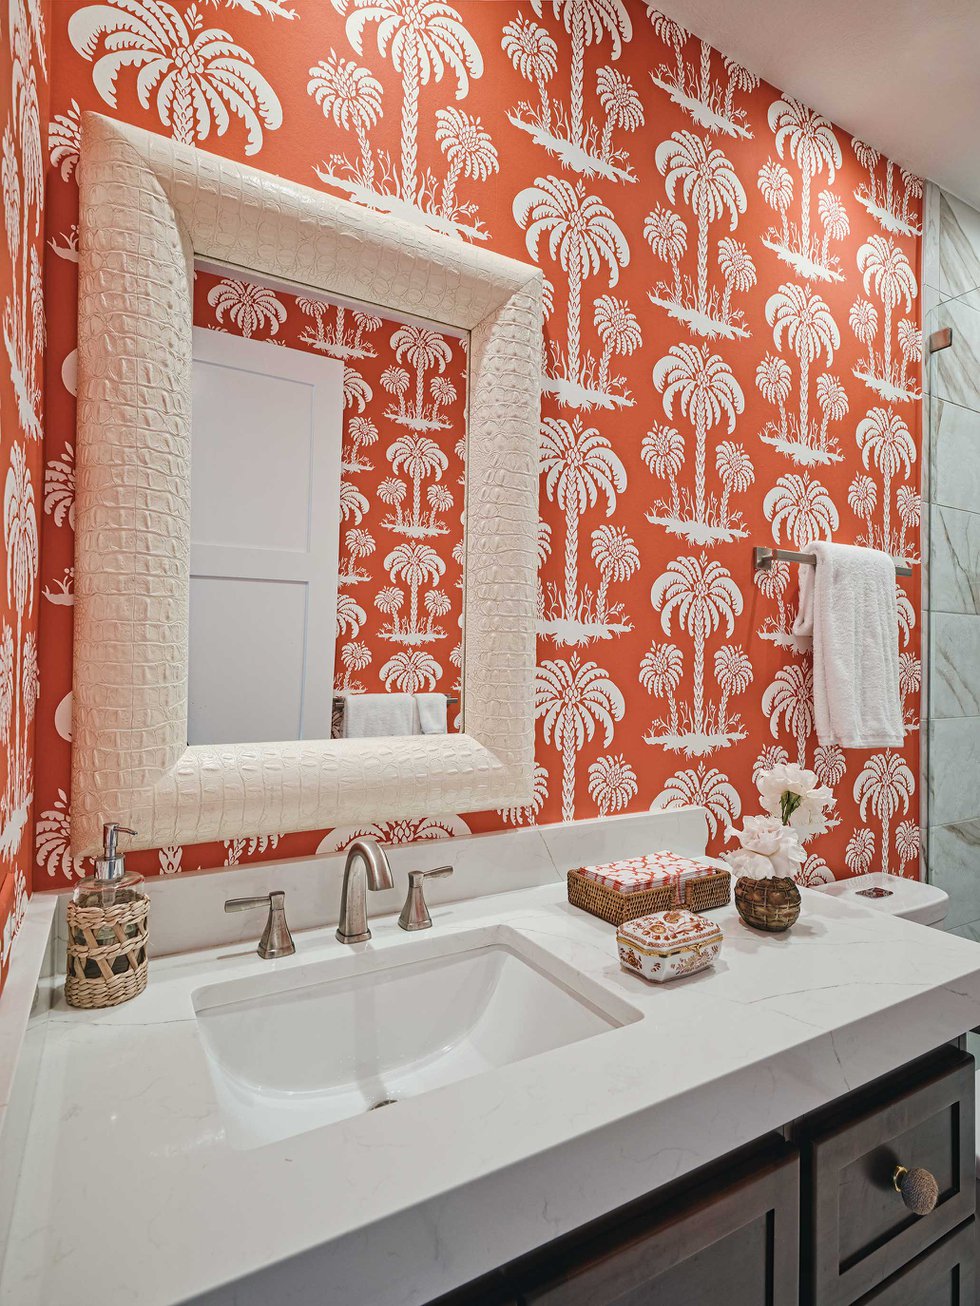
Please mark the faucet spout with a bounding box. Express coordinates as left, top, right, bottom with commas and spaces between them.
336, 837, 394, 944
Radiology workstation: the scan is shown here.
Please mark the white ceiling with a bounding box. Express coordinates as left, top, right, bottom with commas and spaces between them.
660, 0, 980, 209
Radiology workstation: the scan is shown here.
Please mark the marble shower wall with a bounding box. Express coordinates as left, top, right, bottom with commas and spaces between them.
924, 186, 980, 936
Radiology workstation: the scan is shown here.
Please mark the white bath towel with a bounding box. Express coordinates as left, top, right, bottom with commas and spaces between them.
341, 693, 418, 739
791, 541, 904, 749
415, 693, 448, 736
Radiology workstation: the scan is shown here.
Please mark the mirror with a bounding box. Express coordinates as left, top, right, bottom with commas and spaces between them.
186, 265, 467, 745
72, 114, 540, 856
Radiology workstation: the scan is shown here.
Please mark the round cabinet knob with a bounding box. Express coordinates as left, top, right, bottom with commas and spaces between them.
892, 1164, 939, 1215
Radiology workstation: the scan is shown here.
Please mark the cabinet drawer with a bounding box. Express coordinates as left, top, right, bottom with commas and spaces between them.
854, 1219, 975, 1306
804, 1048, 975, 1305
519, 1143, 799, 1306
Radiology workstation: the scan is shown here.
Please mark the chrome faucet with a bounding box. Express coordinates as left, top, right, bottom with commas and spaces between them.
336, 838, 394, 944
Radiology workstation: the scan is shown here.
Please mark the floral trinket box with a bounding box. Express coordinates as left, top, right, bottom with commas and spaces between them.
617, 909, 723, 984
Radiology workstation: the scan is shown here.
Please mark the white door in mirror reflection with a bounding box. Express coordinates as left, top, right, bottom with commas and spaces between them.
188, 328, 343, 745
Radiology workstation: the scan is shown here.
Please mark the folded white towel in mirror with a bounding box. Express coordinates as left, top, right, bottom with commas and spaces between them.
415, 693, 448, 735
342, 693, 418, 739
791, 541, 904, 749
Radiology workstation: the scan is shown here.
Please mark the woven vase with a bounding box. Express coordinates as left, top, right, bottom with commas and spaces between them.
734, 875, 801, 933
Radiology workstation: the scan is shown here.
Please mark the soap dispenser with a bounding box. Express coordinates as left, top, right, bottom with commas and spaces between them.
66, 824, 149, 1009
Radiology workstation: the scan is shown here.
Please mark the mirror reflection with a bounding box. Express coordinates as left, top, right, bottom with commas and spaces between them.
186, 264, 467, 746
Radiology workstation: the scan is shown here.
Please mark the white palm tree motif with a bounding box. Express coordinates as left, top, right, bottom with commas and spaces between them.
309, 52, 382, 187
854, 752, 914, 874
343, 366, 372, 413
762, 662, 814, 764
588, 753, 637, 816
651, 552, 742, 751
715, 440, 754, 521
501, 17, 557, 132
340, 526, 376, 584
721, 56, 758, 119
754, 556, 792, 643
755, 352, 792, 435
532, 0, 631, 151
856, 407, 915, 551
207, 279, 286, 338
898, 652, 921, 729
845, 827, 876, 875
344, 416, 379, 472
639, 640, 683, 736
714, 645, 752, 732
378, 476, 407, 526
653, 762, 740, 840
338, 640, 372, 691
346, 0, 482, 206
426, 482, 454, 529
4, 442, 36, 811
390, 324, 452, 423
652, 342, 744, 540
595, 65, 643, 162
717, 237, 756, 322
817, 190, 849, 264
764, 473, 839, 548
655, 131, 745, 320
375, 585, 405, 634
590, 524, 638, 621
767, 95, 841, 255
814, 743, 846, 786
848, 473, 877, 539
435, 107, 498, 218
535, 654, 624, 822
765, 283, 839, 451
896, 485, 920, 558
849, 297, 878, 370
385, 541, 445, 633
380, 649, 441, 693
49, 101, 81, 181
758, 158, 793, 245
593, 295, 640, 390
35, 790, 86, 881
815, 374, 848, 450
641, 421, 684, 518
856, 236, 917, 387
336, 592, 366, 638
338, 480, 369, 525
895, 820, 920, 875
647, 9, 688, 90
43, 442, 75, 529
897, 319, 922, 393
387, 432, 448, 530
68, 0, 282, 155
540, 415, 625, 624
644, 203, 687, 301
514, 175, 628, 389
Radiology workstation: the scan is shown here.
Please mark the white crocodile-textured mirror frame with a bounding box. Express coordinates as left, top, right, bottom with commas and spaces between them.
71, 113, 541, 857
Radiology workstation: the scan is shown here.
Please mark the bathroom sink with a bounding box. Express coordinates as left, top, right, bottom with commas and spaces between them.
192, 927, 638, 1148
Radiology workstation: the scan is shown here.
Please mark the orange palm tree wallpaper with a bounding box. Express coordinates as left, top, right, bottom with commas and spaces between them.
15, 2, 923, 934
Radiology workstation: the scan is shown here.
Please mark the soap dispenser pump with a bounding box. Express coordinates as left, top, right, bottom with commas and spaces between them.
66, 823, 149, 1009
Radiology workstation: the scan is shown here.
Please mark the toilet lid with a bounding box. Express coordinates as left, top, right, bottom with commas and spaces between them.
813, 872, 949, 926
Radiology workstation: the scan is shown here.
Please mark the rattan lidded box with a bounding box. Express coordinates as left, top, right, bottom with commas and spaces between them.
567, 852, 730, 927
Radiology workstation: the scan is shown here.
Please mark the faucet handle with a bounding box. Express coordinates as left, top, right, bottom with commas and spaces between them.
398, 865, 453, 932
224, 890, 295, 960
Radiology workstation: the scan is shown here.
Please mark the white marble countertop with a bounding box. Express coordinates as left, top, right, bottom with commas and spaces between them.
3, 882, 980, 1306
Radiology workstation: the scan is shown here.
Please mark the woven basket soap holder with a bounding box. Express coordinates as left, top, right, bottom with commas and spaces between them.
66, 824, 149, 1010
66, 896, 149, 1009
567, 851, 730, 927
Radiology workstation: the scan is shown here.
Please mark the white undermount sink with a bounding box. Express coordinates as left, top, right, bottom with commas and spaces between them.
192, 926, 639, 1149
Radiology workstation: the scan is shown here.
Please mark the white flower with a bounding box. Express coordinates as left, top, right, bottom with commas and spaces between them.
723, 847, 776, 881
757, 763, 833, 836
726, 815, 805, 880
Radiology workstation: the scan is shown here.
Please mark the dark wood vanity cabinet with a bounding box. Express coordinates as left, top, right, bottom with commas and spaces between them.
432, 1046, 977, 1306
